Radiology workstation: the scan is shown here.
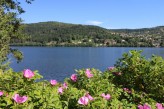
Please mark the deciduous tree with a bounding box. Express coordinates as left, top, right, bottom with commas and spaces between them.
0, 0, 33, 70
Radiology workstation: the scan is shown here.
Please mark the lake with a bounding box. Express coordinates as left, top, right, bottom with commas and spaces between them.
10, 47, 164, 81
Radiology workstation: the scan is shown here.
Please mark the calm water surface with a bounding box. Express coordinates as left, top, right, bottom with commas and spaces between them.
10, 47, 164, 81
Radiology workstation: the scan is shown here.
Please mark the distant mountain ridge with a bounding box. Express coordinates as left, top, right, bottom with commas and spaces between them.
11, 21, 164, 47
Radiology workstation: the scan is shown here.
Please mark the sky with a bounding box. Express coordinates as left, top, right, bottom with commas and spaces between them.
20, 0, 164, 29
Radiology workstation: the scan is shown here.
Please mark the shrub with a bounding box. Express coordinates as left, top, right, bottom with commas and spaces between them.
114, 50, 164, 102
0, 50, 163, 108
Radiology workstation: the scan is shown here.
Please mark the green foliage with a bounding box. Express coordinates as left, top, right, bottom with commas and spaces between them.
0, 50, 164, 108
0, 69, 63, 109
17, 22, 118, 47
10, 22, 164, 47
114, 50, 164, 102
0, 0, 33, 70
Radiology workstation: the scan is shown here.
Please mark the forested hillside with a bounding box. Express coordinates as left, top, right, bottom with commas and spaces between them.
10, 21, 164, 47
112, 26, 164, 47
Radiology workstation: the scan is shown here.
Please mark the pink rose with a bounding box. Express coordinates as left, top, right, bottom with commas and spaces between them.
85, 93, 94, 101
13, 94, 28, 104
108, 67, 115, 71
71, 74, 77, 82
58, 87, 63, 94
101, 93, 111, 100
78, 96, 89, 105
156, 103, 164, 109
23, 69, 34, 79
50, 80, 57, 86
63, 82, 68, 89
85, 69, 93, 78
138, 104, 151, 109
123, 88, 132, 93
0, 91, 3, 96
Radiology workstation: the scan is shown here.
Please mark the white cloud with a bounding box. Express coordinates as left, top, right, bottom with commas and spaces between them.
86, 21, 103, 26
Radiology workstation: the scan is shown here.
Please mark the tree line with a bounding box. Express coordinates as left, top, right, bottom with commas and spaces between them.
11, 22, 164, 47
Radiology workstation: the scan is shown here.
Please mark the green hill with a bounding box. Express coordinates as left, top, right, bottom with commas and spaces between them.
11, 21, 164, 47
112, 26, 164, 47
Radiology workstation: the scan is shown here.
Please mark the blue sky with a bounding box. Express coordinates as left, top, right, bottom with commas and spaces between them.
20, 0, 164, 29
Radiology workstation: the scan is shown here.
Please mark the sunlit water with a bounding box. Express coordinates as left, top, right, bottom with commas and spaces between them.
10, 47, 164, 81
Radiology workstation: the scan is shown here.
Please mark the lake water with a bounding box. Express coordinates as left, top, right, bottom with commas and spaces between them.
10, 47, 164, 81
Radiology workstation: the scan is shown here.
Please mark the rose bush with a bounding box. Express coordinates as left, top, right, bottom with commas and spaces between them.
0, 50, 163, 108
114, 50, 164, 102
